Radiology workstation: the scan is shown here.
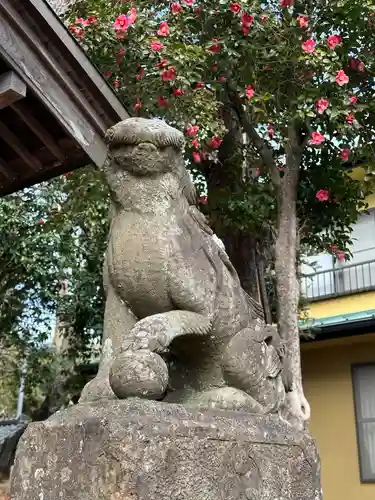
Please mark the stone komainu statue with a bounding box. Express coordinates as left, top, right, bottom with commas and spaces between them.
80, 118, 286, 414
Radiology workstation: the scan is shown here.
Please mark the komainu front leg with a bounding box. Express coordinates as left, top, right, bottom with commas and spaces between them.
79, 281, 137, 403
109, 310, 212, 400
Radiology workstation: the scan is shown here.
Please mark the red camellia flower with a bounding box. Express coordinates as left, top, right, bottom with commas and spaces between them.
87, 16, 98, 24
357, 61, 365, 72
195, 82, 205, 89
116, 48, 126, 65
242, 13, 254, 35
315, 99, 329, 114
161, 67, 175, 81
329, 244, 339, 254
156, 59, 169, 69
336, 70, 349, 86
267, 123, 275, 138
346, 114, 355, 125
337, 251, 345, 262
105, 71, 112, 79
327, 35, 342, 50
316, 189, 329, 202
193, 152, 201, 163
208, 137, 223, 149
218, 76, 226, 83
150, 41, 164, 51
350, 58, 365, 72
171, 3, 183, 14
173, 88, 184, 96
297, 16, 309, 28
280, 0, 295, 7
194, 6, 202, 15
157, 96, 168, 108
114, 78, 119, 89
192, 138, 199, 149
310, 132, 325, 145
39, 219, 45, 225
133, 98, 142, 112
350, 96, 357, 105
69, 25, 85, 40
211, 65, 218, 72
246, 85, 255, 99
136, 68, 144, 81
198, 196, 208, 205
207, 39, 221, 53
302, 39, 316, 53
157, 22, 169, 37
113, 14, 130, 32
128, 8, 136, 24
64, 172, 72, 178
186, 125, 199, 137
183, 0, 193, 5
231, 3, 241, 14
341, 149, 350, 161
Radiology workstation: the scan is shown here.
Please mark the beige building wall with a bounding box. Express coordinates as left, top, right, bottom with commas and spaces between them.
302, 334, 375, 500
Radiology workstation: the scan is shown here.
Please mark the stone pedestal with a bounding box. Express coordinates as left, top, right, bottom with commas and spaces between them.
11, 399, 321, 500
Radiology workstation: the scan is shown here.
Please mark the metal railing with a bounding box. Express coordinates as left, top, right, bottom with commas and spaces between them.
300, 259, 375, 301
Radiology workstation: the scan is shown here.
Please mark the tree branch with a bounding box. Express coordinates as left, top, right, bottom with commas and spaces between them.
226, 86, 281, 187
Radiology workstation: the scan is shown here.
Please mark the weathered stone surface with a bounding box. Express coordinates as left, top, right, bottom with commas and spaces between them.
11, 399, 321, 500
80, 117, 287, 418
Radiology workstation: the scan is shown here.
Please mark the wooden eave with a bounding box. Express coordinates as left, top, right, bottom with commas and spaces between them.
0, 0, 129, 196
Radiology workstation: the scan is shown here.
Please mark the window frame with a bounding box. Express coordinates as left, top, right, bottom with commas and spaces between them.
352, 362, 375, 484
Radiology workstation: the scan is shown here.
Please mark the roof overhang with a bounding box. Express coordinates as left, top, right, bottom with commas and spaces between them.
300, 309, 375, 343
0, 0, 128, 196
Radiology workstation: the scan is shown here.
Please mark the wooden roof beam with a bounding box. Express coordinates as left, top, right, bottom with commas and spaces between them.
0, 70, 26, 110
0, 120, 41, 171
0, 155, 11, 179
0, 1, 107, 168
11, 100, 65, 162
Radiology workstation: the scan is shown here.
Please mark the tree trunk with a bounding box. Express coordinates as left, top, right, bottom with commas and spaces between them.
225, 86, 310, 426
274, 134, 310, 427
205, 97, 271, 321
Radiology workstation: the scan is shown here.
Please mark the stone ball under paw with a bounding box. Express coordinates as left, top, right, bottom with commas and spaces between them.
109, 349, 169, 400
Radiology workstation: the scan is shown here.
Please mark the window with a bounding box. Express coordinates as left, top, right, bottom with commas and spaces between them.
352, 363, 375, 483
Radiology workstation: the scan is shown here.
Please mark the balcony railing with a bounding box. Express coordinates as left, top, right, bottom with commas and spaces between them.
300, 259, 375, 301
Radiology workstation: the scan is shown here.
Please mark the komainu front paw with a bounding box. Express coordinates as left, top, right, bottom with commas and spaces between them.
128, 315, 171, 352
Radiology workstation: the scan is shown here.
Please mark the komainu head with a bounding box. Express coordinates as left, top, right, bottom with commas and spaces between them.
105, 118, 185, 176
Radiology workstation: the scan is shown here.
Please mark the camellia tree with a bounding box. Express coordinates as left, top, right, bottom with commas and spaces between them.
0, 0, 373, 423
60, 0, 375, 425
